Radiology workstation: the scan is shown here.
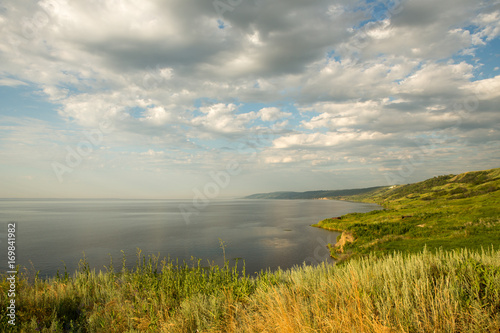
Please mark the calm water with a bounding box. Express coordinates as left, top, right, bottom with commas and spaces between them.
0, 199, 381, 277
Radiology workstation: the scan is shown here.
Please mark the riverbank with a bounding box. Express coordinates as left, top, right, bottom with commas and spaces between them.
313, 168, 500, 262
1, 248, 499, 332
2, 168, 499, 331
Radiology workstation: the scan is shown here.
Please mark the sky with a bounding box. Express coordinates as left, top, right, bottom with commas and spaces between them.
0, 0, 499, 199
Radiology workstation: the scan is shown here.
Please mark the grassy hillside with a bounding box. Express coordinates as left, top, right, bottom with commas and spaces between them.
1, 248, 499, 332
2, 168, 499, 332
314, 168, 500, 261
244, 186, 384, 199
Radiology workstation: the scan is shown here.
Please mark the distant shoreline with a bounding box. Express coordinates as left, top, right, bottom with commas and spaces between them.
243, 186, 386, 200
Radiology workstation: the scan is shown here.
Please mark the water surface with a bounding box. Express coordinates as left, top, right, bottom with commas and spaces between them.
0, 199, 381, 277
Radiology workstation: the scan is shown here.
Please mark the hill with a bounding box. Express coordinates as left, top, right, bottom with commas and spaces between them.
244, 186, 385, 199
313, 167, 500, 261
2, 168, 500, 331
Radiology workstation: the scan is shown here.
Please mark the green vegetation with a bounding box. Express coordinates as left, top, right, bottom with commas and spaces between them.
2, 248, 500, 332
314, 168, 500, 261
244, 186, 384, 199
2, 168, 500, 332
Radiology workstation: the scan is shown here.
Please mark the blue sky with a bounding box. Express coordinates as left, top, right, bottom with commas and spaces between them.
0, 0, 499, 199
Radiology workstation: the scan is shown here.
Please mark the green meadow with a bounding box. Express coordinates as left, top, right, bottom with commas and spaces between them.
1, 168, 499, 332
314, 167, 500, 262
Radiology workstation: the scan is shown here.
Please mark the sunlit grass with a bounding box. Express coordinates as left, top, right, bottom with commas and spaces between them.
2, 168, 499, 332
314, 168, 500, 261
1, 247, 499, 332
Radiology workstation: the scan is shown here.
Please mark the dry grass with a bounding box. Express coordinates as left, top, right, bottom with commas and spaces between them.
1, 248, 499, 332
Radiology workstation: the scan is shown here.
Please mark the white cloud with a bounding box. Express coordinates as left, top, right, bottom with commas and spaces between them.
0, 0, 499, 197
472, 10, 500, 43
466, 75, 500, 100
272, 131, 390, 149
191, 103, 257, 134
299, 56, 419, 103
302, 100, 383, 130
0, 78, 27, 87
258, 107, 291, 122
396, 62, 474, 97
140, 106, 173, 125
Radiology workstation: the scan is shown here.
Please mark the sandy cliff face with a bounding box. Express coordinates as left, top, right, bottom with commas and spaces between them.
335, 231, 354, 253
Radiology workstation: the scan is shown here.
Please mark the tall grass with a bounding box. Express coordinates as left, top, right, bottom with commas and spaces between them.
1, 247, 499, 332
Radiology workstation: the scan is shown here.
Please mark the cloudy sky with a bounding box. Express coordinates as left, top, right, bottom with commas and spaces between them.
0, 0, 499, 199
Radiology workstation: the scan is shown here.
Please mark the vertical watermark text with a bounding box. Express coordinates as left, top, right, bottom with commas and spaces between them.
6, 223, 17, 326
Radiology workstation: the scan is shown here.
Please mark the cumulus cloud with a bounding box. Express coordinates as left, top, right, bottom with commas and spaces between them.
258, 107, 291, 122
191, 103, 257, 135
396, 62, 474, 98
272, 131, 391, 149
0, 0, 499, 196
472, 8, 500, 44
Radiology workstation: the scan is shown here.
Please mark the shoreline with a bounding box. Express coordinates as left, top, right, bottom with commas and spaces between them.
310, 168, 500, 262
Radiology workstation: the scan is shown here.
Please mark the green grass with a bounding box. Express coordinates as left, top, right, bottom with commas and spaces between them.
314, 167, 500, 261
1, 248, 500, 332
2, 167, 500, 332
